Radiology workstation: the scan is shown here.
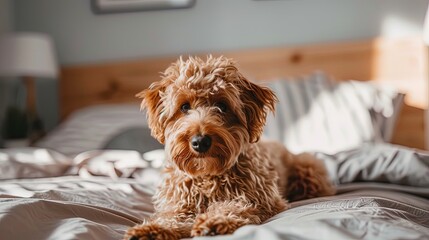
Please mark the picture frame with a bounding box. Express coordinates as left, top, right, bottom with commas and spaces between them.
91, 0, 196, 14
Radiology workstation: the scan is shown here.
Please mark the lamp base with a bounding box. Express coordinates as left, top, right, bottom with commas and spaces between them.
22, 76, 45, 144
27, 112, 45, 144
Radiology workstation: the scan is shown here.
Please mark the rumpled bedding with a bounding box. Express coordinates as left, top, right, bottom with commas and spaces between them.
0, 143, 428, 240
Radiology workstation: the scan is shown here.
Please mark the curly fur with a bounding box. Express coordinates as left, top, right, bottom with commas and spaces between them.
125, 56, 335, 240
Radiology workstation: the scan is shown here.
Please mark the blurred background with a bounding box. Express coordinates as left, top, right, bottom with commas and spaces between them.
0, 0, 428, 147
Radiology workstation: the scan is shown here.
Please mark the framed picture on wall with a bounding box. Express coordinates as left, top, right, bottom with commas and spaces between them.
91, 0, 196, 14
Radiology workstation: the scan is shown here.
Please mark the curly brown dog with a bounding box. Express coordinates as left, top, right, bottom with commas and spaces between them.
125, 56, 335, 240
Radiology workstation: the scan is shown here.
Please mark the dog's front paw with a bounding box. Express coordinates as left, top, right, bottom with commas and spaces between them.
191, 214, 242, 237
124, 223, 179, 240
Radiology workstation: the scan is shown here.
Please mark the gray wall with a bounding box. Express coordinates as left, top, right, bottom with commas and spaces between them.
0, 0, 12, 34
14, 0, 428, 65
9, 0, 429, 131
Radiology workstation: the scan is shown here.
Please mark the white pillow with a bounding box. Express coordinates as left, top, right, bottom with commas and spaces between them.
263, 72, 404, 154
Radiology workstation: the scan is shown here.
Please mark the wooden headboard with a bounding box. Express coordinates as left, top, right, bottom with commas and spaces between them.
60, 37, 428, 150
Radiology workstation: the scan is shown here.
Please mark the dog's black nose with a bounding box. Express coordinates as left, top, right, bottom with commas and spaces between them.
191, 135, 212, 153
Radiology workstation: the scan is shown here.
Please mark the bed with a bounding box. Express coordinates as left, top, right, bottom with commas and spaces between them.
1, 36, 429, 240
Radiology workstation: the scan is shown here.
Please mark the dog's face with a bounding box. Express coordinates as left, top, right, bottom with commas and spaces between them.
139, 56, 277, 176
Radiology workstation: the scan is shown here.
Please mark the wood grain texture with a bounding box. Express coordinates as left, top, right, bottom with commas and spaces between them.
60, 36, 428, 149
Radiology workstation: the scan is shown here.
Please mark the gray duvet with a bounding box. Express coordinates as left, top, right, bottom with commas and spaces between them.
0, 143, 428, 240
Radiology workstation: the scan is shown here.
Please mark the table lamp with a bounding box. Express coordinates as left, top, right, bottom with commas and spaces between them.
0, 32, 58, 144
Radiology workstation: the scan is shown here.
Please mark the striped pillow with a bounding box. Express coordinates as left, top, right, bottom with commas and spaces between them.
35, 104, 149, 156
263, 72, 404, 154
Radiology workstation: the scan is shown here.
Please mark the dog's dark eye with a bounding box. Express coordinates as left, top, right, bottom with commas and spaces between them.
180, 102, 191, 113
215, 102, 228, 112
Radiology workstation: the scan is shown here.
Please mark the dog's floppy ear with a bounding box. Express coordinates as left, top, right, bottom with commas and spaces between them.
136, 81, 167, 144
238, 75, 277, 143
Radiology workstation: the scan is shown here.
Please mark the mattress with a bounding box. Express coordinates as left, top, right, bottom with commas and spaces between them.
0, 143, 428, 240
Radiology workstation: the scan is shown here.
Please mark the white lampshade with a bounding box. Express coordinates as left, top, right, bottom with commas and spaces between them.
0, 32, 58, 79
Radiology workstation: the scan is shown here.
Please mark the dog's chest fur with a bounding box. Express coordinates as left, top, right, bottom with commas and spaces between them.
193, 176, 225, 198
154, 143, 284, 214
157, 168, 245, 213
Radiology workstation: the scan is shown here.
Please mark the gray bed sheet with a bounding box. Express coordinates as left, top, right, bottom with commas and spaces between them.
0, 143, 428, 240
203, 187, 429, 240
